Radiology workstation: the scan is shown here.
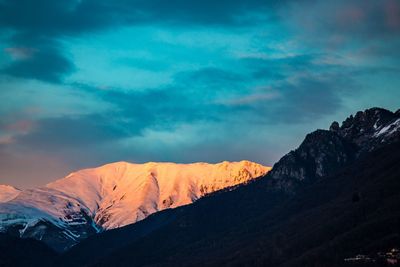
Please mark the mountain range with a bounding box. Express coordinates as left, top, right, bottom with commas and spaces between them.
0, 107, 399, 267
0, 160, 269, 251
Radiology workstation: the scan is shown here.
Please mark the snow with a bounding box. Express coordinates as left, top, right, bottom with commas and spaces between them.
0, 185, 21, 203
374, 118, 400, 137
0, 160, 270, 235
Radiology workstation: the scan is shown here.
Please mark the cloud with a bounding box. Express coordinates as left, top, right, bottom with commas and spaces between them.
98, 86, 227, 128
222, 72, 357, 124
270, 78, 345, 123
4, 47, 35, 60
0, 0, 278, 82
222, 91, 280, 106
83, 58, 354, 130
175, 67, 245, 84
8, 82, 228, 152
1, 0, 398, 83
285, 0, 400, 53
2, 47, 74, 83
115, 57, 169, 72
241, 54, 318, 81
0, 0, 277, 34
14, 114, 130, 150
2, 37, 75, 82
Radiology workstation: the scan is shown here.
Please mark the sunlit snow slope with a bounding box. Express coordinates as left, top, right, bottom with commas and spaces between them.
0, 161, 270, 251
0, 185, 20, 203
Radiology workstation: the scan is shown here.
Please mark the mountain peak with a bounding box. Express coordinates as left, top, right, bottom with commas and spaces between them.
0, 160, 270, 251
339, 107, 397, 133
270, 107, 399, 190
336, 107, 400, 150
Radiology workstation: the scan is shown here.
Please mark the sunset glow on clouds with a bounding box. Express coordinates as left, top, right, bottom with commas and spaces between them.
0, 0, 399, 188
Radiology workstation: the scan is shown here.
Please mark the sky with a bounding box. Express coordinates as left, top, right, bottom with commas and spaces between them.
0, 0, 399, 188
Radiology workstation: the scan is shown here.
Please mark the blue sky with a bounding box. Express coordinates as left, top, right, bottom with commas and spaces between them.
0, 0, 399, 188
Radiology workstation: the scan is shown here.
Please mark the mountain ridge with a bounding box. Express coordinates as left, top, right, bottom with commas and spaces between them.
268, 107, 400, 191
0, 160, 270, 251
59, 107, 400, 267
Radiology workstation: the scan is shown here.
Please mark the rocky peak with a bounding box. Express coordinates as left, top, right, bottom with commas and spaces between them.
329, 121, 340, 132
336, 108, 398, 145
269, 107, 399, 191
269, 130, 356, 189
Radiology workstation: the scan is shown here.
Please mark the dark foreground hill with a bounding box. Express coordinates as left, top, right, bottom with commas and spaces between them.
0, 233, 57, 267
60, 108, 400, 267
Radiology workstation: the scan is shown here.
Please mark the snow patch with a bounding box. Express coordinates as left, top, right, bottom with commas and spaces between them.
374, 118, 400, 137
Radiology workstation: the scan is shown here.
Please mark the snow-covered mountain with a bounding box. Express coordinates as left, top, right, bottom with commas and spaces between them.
0, 160, 270, 251
0, 185, 20, 203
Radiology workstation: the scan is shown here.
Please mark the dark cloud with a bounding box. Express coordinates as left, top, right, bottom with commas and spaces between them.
2, 40, 74, 82
271, 78, 345, 123
74, 61, 353, 134
285, 0, 400, 53
126, 0, 275, 26
115, 57, 169, 72
10, 84, 226, 151
72, 67, 250, 128
173, 67, 247, 95
242, 54, 317, 81
15, 114, 130, 150
224, 73, 356, 124
0, 55, 360, 163
98, 86, 230, 127
0, 0, 277, 82
0, 0, 276, 35
2, 0, 397, 82
176, 67, 245, 83
10, 0, 396, 42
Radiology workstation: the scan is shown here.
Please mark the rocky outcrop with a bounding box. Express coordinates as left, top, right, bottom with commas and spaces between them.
269, 107, 400, 191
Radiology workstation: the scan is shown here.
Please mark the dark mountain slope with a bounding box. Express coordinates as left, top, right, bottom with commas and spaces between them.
60, 107, 400, 267
0, 233, 57, 267
60, 141, 400, 267
269, 107, 400, 191
269, 129, 357, 190
60, 168, 285, 266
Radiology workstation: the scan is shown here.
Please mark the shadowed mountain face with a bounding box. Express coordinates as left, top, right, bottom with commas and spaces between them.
269, 107, 400, 191
63, 142, 400, 267
0, 233, 57, 267
57, 107, 400, 267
